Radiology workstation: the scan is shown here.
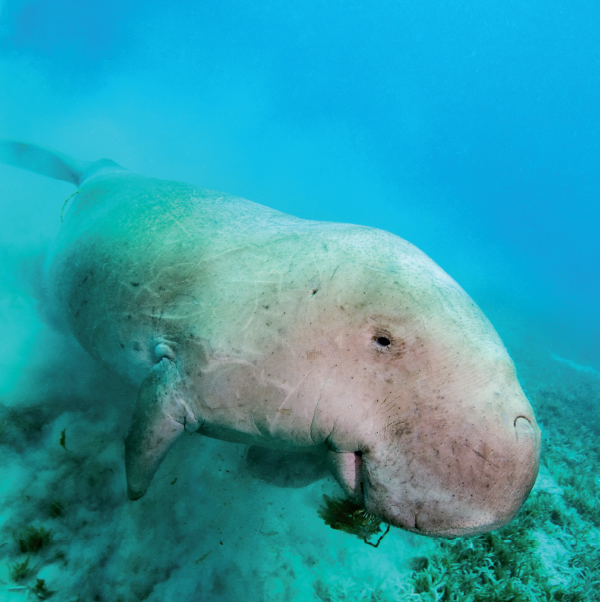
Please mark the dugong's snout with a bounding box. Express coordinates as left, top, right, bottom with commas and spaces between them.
329, 403, 541, 538
365, 407, 540, 537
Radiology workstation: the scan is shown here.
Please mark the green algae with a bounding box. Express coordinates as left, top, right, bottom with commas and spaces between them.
8, 556, 31, 582
17, 526, 53, 554
318, 495, 391, 547
48, 500, 64, 519
31, 578, 55, 599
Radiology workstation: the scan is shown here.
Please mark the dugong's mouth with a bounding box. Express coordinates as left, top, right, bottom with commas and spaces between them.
326, 450, 366, 505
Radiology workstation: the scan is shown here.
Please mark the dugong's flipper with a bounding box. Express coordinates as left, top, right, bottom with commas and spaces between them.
125, 359, 201, 500
0, 140, 119, 186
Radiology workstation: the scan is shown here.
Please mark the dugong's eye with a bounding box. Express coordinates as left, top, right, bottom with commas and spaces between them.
376, 336, 391, 347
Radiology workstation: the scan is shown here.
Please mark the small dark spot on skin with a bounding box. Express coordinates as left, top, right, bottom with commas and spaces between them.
133, 342, 141, 351
159, 286, 165, 291
263, 305, 269, 309
394, 424, 413, 438
131, 282, 140, 287
127, 314, 132, 320
82, 276, 88, 285
120, 343, 125, 349
311, 288, 318, 295
74, 309, 80, 318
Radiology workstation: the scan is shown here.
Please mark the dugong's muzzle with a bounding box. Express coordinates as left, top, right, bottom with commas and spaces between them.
329, 410, 541, 538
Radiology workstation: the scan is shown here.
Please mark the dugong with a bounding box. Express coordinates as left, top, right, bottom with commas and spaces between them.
0, 140, 540, 537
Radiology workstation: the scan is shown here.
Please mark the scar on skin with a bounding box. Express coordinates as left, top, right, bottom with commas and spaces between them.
464, 444, 500, 469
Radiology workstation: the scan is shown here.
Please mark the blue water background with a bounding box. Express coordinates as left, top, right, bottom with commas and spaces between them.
1, 3, 599, 600
1, 0, 598, 362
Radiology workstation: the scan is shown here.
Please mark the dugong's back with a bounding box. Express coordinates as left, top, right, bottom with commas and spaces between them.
49, 169, 315, 384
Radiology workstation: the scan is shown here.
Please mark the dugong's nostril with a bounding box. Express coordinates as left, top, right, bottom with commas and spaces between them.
514, 416, 534, 438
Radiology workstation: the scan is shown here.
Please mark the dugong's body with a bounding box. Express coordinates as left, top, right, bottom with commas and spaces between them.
1, 141, 540, 537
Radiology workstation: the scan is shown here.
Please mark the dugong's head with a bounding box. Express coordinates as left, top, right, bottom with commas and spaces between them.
195, 221, 540, 537
294, 227, 541, 537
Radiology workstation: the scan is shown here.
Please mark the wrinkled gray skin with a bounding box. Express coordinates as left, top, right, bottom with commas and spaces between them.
1, 141, 540, 537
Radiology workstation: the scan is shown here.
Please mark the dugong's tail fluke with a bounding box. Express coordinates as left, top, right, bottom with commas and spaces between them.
0, 140, 120, 186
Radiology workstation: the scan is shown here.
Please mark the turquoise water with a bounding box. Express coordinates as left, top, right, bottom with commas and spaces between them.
0, 1, 599, 600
